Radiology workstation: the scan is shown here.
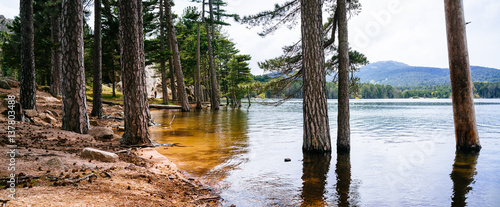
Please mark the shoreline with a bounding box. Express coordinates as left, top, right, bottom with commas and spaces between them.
0, 86, 220, 206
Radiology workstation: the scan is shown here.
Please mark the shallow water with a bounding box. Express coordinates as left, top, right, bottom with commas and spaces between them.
150, 99, 500, 206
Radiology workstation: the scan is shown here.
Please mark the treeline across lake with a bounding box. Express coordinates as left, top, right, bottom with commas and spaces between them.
253, 75, 500, 99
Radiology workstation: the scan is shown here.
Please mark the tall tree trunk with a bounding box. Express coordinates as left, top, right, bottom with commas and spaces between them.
91, 0, 103, 118
160, 0, 169, 105
337, 0, 350, 153
301, 0, 330, 152
195, 20, 202, 109
50, 6, 62, 97
166, 33, 177, 101
118, 0, 151, 145
111, 58, 116, 97
61, 0, 89, 134
206, 0, 220, 110
20, 0, 36, 110
137, 0, 154, 125
444, 0, 480, 152
164, 0, 191, 112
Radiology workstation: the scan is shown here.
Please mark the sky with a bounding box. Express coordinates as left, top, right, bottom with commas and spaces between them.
2, 0, 499, 75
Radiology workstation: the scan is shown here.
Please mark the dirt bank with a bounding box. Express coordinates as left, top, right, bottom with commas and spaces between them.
0, 86, 220, 206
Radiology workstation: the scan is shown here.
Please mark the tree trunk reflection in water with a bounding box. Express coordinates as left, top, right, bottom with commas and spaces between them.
300, 152, 331, 206
336, 153, 351, 207
450, 152, 479, 207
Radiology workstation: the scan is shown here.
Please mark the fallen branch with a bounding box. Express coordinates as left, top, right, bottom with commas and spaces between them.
64, 173, 97, 184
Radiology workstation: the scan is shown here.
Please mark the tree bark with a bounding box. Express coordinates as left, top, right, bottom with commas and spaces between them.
91, 0, 103, 118
166, 31, 177, 101
50, 4, 62, 97
206, 0, 220, 110
444, 0, 480, 152
301, 0, 331, 152
165, 0, 191, 112
61, 0, 89, 134
337, 0, 350, 153
195, 20, 203, 109
118, 0, 152, 145
160, 0, 169, 105
20, 0, 36, 110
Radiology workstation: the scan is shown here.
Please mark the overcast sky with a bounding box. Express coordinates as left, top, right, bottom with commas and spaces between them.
2, 0, 499, 74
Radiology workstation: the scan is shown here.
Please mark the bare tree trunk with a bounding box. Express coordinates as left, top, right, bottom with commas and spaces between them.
164, 0, 191, 112
50, 0, 62, 97
166, 33, 177, 101
91, 0, 103, 118
300, 0, 331, 152
111, 59, 116, 97
195, 20, 202, 109
118, 0, 151, 145
50, 7, 62, 97
444, 0, 480, 152
137, 0, 153, 125
61, 0, 89, 134
337, 0, 350, 153
206, 0, 220, 110
20, 0, 36, 110
160, 0, 169, 105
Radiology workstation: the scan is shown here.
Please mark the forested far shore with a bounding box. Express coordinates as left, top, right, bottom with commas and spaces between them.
252, 74, 500, 99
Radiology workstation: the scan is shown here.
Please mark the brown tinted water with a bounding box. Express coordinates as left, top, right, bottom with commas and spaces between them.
150, 99, 500, 206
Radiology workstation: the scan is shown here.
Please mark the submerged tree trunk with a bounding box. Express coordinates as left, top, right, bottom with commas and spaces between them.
160, 0, 169, 105
165, 0, 191, 112
195, 20, 203, 109
300, 0, 331, 152
61, 0, 89, 134
444, 0, 480, 152
301, 152, 331, 206
337, 0, 350, 153
335, 153, 351, 206
118, 0, 151, 145
50, 7, 62, 97
91, 0, 103, 118
450, 152, 479, 206
206, 0, 220, 110
20, 0, 36, 110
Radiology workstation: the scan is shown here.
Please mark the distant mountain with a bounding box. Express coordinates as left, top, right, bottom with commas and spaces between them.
0, 15, 13, 32
355, 61, 500, 86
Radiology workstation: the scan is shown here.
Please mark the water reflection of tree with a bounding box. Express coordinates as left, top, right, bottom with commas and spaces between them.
450, 152, 479, 207
336, 153, 351, 207
300, 152, 331, 206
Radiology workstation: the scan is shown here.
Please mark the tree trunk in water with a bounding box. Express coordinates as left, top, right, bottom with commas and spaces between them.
118, 0, 152, 146
165, 0, 191, 112
300, 0, 331, 152
337, 0, 350, 153
91, 0, 103, 118
50, 7, 62, 96
61, 0, 89, 134
444, 0, 480, 152
206, 0, 220, 110
160, 0, 169, 105
195, 21, 203, 109
20, 0, 36, 110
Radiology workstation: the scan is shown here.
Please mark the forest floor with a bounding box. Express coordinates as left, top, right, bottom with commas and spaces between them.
0, 86, 220, 206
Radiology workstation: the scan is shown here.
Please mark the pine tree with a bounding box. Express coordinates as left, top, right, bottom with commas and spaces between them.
20, 0, 36, 110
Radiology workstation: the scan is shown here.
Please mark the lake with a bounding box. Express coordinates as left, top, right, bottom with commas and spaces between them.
150, 99, 500, 206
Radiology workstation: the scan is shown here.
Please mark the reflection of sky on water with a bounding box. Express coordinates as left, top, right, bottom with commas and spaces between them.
151, 99, 500, 206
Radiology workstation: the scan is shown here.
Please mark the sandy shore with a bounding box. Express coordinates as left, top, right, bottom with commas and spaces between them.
0, 86, 220, 206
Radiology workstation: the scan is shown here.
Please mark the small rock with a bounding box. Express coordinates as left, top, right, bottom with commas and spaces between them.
46, 157, 66, 169
284, 158, 291, 162
88, 127, 114, 139
24, 109, 38, 118
117, 126, 125, 131
81, 147, 118, 162
82, 163, 97, 169
0, 79, 10, 89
